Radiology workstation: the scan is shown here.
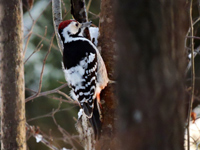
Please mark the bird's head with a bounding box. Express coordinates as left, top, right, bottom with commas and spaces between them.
58, 20, 91, 43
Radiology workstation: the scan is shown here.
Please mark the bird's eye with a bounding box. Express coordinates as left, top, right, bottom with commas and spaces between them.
75, 23, 79, 27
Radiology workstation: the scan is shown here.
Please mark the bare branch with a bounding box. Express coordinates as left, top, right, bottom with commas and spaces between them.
24, 44, 43, 64
57, 90, 74, 101
25, 34, 55, 101
88, 11, 99, 19
187, 36, 200, 40
32, 32, 60, 51
23, 1, 51, 57
25, 83, 76, 104
86, 0, 92, 13
50, 101, 81, 149
27, 106, 76, 122
185, 17, 200, 49
52, 0, 63, 55
187, 1, 195, 150
61, 0, 67, 14
26, 123, 60, 150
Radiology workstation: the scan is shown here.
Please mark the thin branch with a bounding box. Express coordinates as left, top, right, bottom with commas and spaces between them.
26, 87, 77, 105
187, 1, 195, 150
51, 102, 81, 149
187, 36, 200, 40
86, 0, 92, 13
26, 83, 68, 98
32, 32, 60, 51
25, 83, 75, 103
24, 25, 48, 63
185, 17, 200, 49
24, 30, 33, 57
27, 8, 34, 22
36, 34, 54, 94
88, 11, 99, 19
24, 30, 32, 39
23, 1, 52, 57
25, 34, 55, 101
26, 123, 60, 150
24, 44, 43, 64
31, 25, 47, 49
25, 89, 76, 103
47, 95, 76, 104
61, 0, 67, 14
57, 90, 74, 101
52, 0, 63, 55
27, 106, 76, 122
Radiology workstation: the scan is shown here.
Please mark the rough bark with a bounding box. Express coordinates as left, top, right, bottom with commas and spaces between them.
0, 0, 26, 149
95, 0, 118, 149
116, 1, 188, 150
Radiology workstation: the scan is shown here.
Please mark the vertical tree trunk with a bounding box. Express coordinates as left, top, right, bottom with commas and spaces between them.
116, 1, 188, 150
0, 0, 26, 149
95, 0, 118, 149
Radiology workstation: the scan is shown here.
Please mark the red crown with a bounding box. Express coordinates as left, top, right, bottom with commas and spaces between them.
58, 20, 77, 30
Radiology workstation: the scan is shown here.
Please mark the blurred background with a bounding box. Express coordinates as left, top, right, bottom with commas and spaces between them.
23, 0, 200, 149
23, 0, 100, 149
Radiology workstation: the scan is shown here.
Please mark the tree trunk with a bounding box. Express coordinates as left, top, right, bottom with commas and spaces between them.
116, 1, 188, 150
95, 0, 118, 149
0, 0, 26, 149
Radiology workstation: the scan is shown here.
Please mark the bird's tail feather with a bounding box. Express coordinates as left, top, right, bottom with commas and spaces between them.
82, 102, 93, 118
82, 98, 102, 139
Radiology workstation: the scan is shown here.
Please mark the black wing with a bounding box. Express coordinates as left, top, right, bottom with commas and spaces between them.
63, 40, 97, 116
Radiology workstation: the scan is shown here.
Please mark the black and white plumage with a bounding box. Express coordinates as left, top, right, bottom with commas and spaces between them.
58, 20, 109, 139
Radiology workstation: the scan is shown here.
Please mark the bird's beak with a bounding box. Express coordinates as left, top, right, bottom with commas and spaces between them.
81, 21, 92, 28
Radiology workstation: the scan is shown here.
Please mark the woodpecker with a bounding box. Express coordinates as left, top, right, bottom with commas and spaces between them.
58, 20, 109, 139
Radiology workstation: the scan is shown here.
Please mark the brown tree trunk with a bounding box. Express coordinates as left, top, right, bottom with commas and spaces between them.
0, 0, 26, 149
95, 0, 118, 149
116, 1, 188, 150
